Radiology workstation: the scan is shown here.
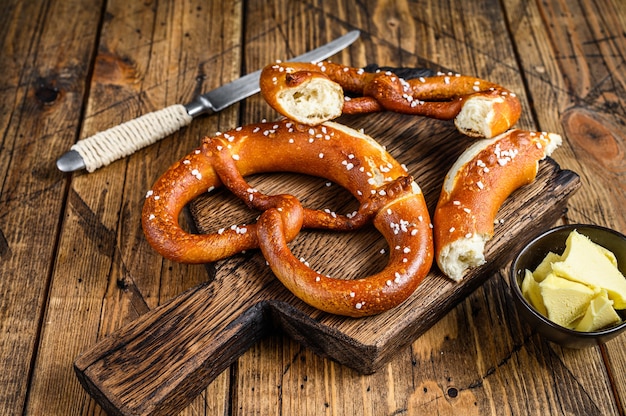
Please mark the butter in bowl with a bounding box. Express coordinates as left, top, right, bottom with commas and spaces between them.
510, 224, 626, 348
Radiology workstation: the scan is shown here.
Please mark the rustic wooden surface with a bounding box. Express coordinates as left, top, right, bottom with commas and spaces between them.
1, 0, 625, 415
73, 111, 579, 415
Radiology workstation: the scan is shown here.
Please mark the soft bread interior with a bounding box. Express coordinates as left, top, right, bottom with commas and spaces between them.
454, 95, 504, 138
542, 133, 562, 157
437, 234, 488, 282
277, 78, 344, 125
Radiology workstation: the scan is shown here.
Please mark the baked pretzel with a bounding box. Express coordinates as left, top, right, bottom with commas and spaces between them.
260, 61, 521, 138
433, 129, 562, 281
142, 120, 434, 317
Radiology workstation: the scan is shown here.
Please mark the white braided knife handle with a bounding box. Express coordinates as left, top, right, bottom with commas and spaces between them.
71, 104, 193, 172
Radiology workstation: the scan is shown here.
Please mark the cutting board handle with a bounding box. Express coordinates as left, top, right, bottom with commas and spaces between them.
74, 279, 269, 416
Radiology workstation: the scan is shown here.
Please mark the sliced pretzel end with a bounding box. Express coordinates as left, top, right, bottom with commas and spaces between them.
261, 65, 344, 125
454, 92, 522, 138
434, 129, 562, 281
436, 233, 488, 282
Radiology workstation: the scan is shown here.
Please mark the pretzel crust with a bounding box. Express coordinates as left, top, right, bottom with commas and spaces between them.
261, 61, 521, 138
433, 129, 562, 281
142, 120, 433, 316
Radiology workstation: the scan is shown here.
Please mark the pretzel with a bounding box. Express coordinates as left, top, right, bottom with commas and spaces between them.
260, 61, 521, 138
433, 129, 562, 281
142, 120, 434, 317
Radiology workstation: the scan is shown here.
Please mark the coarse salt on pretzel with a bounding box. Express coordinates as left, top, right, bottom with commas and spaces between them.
260, 61, 521, 138
433, 129, 562, 281
142, 119, 433, 317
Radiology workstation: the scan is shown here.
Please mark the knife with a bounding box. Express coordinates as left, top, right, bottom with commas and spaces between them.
57, 30, 360, 173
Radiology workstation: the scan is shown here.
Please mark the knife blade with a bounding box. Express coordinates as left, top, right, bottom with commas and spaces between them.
57, 30, 360, 173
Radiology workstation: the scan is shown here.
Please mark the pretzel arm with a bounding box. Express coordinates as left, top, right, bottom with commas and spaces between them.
142, 142, 262, 263
258, 178, 433, 317
433, 129, 562, 281
261, 61, 521, 138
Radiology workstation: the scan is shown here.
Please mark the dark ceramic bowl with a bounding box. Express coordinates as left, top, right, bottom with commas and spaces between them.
511, 224, 626, 349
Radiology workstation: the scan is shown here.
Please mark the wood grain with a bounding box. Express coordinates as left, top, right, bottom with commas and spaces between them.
23, 0, 242, 414
74, 109, 579, 415
0, 0, 104, 411
504, 0, 626, 412
1, 0, 625, 415
232, 1, 625, 416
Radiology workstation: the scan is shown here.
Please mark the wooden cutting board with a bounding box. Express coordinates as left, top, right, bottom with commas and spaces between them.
74, 111, 580, 416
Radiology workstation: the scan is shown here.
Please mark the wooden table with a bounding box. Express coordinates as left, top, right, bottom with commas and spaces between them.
2, 0, 625, 414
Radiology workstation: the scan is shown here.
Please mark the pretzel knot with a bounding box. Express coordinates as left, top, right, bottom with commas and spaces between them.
142, 120, 433, 317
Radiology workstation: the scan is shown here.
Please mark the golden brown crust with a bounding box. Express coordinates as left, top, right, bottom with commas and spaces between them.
261, 61, 522, 138
433, 129, 562, 281
142, 120, 433, 317
145, 61, 537, 311
258, 177, 433, 316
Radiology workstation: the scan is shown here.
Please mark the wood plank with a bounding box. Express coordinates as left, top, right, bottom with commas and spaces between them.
230, 0, 622, 415
25, 0, 243, 414
511, 0, 626, 229
0, 0, 104, 413
503, 0, 626, 412
3, 0, 621, 415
